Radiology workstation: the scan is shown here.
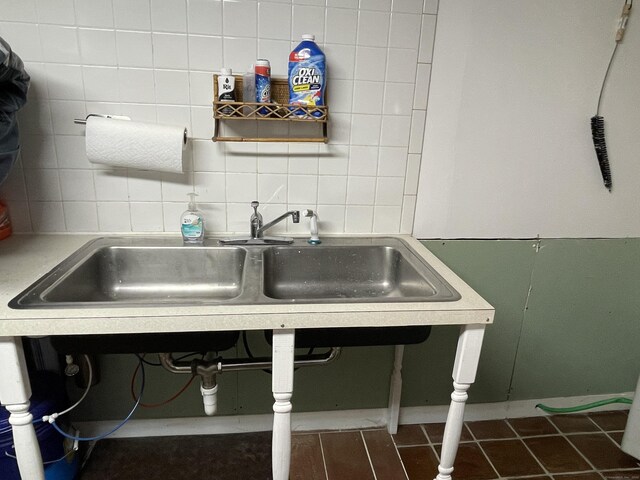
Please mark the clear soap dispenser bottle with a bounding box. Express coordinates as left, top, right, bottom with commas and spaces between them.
181, 193, 205, 244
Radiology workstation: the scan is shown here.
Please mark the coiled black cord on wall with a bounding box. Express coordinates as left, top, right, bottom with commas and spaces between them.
591, 0, 632, 192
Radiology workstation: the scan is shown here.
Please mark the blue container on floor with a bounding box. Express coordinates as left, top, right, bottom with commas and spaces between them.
0, 374, 78, 480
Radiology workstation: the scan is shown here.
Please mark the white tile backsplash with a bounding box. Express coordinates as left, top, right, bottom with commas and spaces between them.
389, 12, 422, 48
188, 35, 223, 71
352, 81, 384, 115
0, 23, 43, 62
45, 64, 84, 101
325, 8, 358, 45
63, 201, 99, 232
118, 68, 156, 104
288, 174, 318, 204
419, 14, 437, 63
116, 31, 154, 68
128, 171, 163, 202
152, 34, 188, 70
59, 169, 96, 201
258, 2, 292, 41
30, 202, 65, 232
0, 0, 436, 235
155, 70, 190, 105
35, 0, 75, 26
292, 5, 325, 43
317, 176, 347, 205
97, 201, 131, 232
74, 0, 114, 28
113, 0, 151, 31
94, 169, 129, 201
39, 25, 80, 64
0, 0, 37, 23
24, 169, 62, 201
188, 0, 223, 36
78, 28, 117, 66
223, 1, 258, 38
151, 0, 187, 33
357, 10, 390, 48
130, 202, 165, 232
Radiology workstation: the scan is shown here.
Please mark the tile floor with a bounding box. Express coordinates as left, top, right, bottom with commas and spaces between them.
80, 411, 639, 480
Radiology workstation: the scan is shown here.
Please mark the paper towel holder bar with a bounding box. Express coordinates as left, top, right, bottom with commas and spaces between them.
73, 113, 130, 125
74, 114, 188, 144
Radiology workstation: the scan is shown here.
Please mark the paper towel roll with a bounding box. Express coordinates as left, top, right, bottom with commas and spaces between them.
86, 117, 186, 173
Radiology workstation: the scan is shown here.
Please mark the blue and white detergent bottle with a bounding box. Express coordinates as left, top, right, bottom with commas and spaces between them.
288, 34, 326, 118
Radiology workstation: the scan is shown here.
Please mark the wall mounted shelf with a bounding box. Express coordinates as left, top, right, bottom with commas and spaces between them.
212, 74, 328, 143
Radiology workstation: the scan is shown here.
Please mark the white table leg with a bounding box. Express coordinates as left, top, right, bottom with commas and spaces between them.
387, 345, 405, 434
0, 336, 45, 480
272, 329, 295, 480
435, 324, 486, 480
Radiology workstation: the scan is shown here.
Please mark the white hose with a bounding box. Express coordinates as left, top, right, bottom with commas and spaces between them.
42, 354, 92, 423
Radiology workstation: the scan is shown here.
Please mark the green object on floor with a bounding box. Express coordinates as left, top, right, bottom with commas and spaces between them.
536, 397, 632, 413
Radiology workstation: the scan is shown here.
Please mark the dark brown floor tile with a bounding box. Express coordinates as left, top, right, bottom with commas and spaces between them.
481, 439, 544, 477
466, 419, 516, 440
550, 415, 600, 433
392, 424, 428, 446
80, 432, 272, 480
524, 436, 591, 473
609, 432, 624, 445
589, 411, 630, 431
433, 443, 498, 480
291, 434, 327, 480
509, 416, 558, 436
568, 434, 640, 470
424, 422, 473, 444
320, 431, 374, 480
398, 446, 439, 480
601, 470, 640, 480
553, 473, 603, 480
362, 430, 408, 480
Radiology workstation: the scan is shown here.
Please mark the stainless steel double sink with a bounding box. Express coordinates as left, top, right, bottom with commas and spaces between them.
10, 236, 460, 353
10, 236, 460, 309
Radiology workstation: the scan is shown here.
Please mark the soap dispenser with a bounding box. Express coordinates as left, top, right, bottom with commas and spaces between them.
181, 193, 205, 244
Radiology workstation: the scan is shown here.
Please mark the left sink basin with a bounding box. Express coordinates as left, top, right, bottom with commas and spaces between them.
10, 239, 247, 308
10, 238, 245, 353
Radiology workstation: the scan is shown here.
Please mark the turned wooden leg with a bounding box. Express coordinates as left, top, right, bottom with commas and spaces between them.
272, 329, 295, 480
0, 336, 45, 480
435, 325, 486, 480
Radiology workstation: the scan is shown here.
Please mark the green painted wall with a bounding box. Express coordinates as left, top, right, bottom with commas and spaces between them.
70, 239, 640, 421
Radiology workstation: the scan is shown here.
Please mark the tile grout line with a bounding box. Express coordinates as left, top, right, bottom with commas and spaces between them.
546, 422, 601, 474
511, 428, 555, 479
472, 440, 503, 480
391, 435, 412, 480
317, 433, 330, 480
359, 430, 378, 480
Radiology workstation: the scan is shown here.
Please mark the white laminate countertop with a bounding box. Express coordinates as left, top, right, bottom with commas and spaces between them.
0, 234, 494, 337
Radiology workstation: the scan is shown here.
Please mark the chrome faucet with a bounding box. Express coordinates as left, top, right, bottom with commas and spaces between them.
220, 201, 300, 245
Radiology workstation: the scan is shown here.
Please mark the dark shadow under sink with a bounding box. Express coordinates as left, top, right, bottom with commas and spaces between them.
265, 326, 431, 348
49, 331, 240, 354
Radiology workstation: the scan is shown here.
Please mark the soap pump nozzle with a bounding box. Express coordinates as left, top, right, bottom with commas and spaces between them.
187, 192, 198, 211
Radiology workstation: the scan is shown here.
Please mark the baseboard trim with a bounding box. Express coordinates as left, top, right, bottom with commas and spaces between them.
75, 391, 632, 439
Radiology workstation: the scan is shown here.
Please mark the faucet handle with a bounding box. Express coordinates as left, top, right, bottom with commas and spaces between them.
292, 211, 300, 223
251, 201, 260, 213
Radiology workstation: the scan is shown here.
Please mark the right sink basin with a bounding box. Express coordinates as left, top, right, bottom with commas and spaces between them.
262, 242, 460, 303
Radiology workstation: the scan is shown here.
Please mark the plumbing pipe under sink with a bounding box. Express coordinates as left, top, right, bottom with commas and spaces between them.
159, 348, 341, 416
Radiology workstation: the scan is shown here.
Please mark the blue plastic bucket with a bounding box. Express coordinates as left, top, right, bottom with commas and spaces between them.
0, 374, 76, 480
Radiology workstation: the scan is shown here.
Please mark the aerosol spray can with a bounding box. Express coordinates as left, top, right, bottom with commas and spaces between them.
255, 59, 271, 116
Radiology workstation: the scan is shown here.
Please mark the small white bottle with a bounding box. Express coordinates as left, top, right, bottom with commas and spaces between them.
217, 68, 236, 116
181, 193, 205, 244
